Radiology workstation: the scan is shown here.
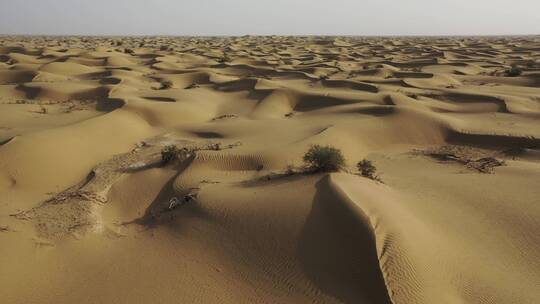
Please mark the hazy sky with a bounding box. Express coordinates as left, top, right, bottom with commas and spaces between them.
1, 0, 539, 36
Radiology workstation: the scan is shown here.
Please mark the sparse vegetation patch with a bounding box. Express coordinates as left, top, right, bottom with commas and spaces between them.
418, 145, 506, 173
161, 145, 191, 164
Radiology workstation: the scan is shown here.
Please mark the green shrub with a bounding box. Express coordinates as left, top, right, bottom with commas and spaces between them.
303, 145, 346, 172
357, 159, 377, 179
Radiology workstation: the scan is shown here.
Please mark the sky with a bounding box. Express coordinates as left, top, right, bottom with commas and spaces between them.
0, 0, 539, 36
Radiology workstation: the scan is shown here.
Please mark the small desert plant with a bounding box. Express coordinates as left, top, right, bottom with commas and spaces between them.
284, 111, 295, 118
211, 114, 237, 121
161, 145, 190, 164
184, 82, 200, 90
207, 143, 222, 151
161, 145, 179, 163
159, 80, 173, 90
357, 159, 377, 179
303, 145, 346, 173
505, 64, 522, 77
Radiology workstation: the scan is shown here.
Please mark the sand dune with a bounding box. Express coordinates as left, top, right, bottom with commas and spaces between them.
0, 36, 539, 304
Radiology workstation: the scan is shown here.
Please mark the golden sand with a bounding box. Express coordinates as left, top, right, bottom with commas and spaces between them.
1, 36, 539, 303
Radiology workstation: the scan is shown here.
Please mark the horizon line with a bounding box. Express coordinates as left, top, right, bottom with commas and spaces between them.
1, 33, 539, 38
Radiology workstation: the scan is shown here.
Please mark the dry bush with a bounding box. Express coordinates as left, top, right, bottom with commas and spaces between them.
357, 159, 377, 179
161, 145, 191, 164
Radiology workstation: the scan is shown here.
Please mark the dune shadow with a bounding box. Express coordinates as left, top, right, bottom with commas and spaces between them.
190, 131, 223, 139
126, 155, 207, 227
295, 94, 363, 112
96, 97, 125, 112
321, 79, 379, 93
447, 129, 540, 149
15, 84, 41, 99
297, 176, 392, 304
144, 96, 176, 102
0, 136, 15, 146
99, 77, 122, 85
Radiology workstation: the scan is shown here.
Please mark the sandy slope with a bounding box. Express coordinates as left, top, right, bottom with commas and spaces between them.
0, 36, 539, 304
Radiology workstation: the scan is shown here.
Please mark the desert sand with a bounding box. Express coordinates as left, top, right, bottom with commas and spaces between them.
0, 35, 539, 304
